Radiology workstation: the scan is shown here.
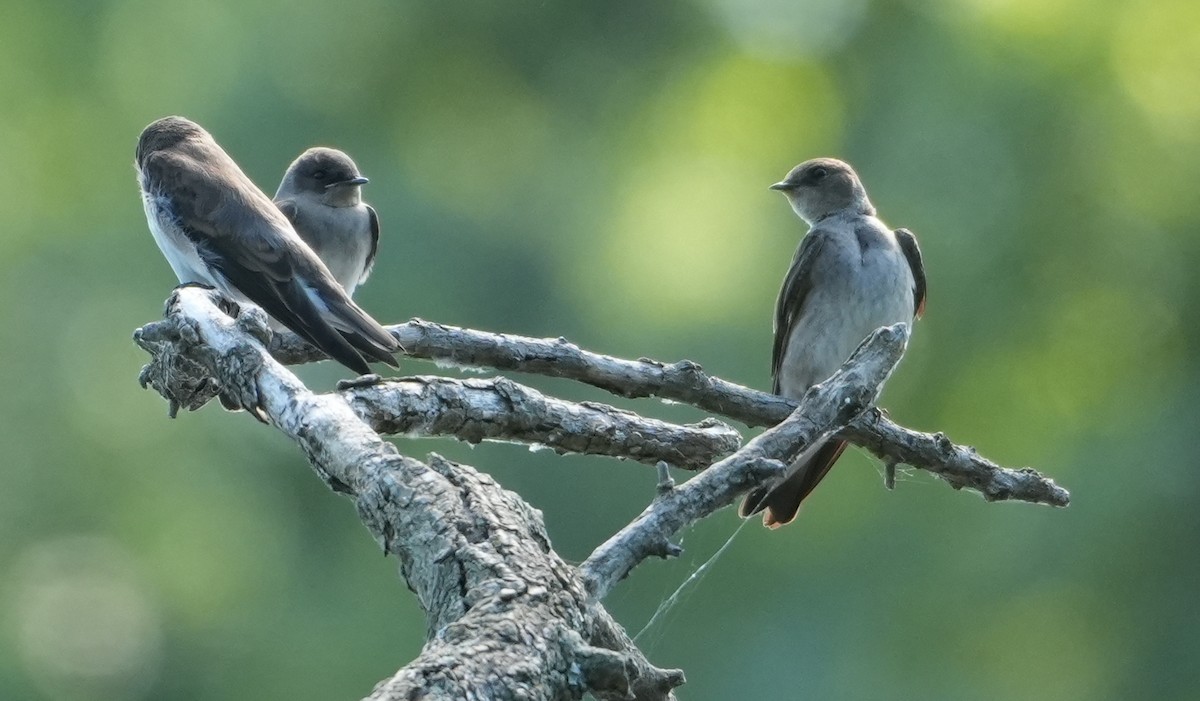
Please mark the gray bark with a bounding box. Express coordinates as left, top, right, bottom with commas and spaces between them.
270, 318, 1069, 507
134, 286, 1070, 700
338, 374, 741, 471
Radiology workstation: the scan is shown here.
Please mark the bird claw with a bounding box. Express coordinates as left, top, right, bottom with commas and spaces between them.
235, 305, 273, 345
336, 373, 384, 391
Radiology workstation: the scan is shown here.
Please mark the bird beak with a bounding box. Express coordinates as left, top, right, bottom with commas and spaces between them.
326, 176, 369, 190
769, 181, 791, 192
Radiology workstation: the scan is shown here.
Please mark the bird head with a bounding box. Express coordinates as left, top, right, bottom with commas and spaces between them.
279, 147, 368, 207
135, 116, 208, 169
770, 158, 873, 224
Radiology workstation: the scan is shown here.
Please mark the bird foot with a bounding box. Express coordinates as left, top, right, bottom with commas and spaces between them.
234, 305, 273, 346
336, 373, 384, 391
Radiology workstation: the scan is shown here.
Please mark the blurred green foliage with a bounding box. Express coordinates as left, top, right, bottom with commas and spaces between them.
1, 1, 1198, 699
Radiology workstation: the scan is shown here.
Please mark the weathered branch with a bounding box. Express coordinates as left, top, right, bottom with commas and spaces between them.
134, 287, 683, 701
840, 410, 1067, 505
337, 375, 741, 471
136, 286, 1069, 699
269, 318, 778, 423
270, 319, 1069, 507
579, 324, 909, 600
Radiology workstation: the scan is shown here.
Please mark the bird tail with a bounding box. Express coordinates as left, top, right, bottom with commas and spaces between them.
317, 289, 400, 368
196, 233, 397, 375
244, 275, 397, 375
738, 439, 847, 528
267, 281, 381, 375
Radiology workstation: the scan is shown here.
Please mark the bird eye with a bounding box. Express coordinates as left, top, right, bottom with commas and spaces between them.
311, 170, 327, 180
811, 166, 829, 180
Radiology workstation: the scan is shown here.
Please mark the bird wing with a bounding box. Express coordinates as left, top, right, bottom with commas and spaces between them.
751, 229, 841, 525
895, 227, 927, 318
361, 204, 380, 285
771, 227, 831, 394
275, 198, 299, 225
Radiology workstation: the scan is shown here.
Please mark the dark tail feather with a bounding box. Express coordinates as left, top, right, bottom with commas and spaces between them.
286, 303, 373, 375
739, 440, 848, 529
240, 277, 375, 375
200, 239, 388, 375
339, 328, 399, 368
323, 295, 399, 368
739, 484, 772, 519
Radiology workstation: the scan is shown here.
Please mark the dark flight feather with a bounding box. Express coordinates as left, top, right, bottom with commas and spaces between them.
363, 204, 380, 284
770, 228, 831, 394
895, 228, 927, 318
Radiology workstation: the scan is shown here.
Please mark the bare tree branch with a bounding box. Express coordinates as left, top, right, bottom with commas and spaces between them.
337, 375, 741, 470
839, 411, 1067, 505
134, 287, 683, 701
136, 286, 1069, 699
269, 318, 777, 423
270, 319, 1070, 507
579, 324, 909, 600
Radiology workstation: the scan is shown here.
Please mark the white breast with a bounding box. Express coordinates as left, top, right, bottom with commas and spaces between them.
139, 173, 249, 306
140, 182, 210, 286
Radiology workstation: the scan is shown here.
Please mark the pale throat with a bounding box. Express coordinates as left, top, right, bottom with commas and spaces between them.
790, 195, 875, 225
321, 186, 362, 208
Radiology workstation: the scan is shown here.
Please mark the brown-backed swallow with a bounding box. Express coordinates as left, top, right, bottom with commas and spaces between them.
740, 158, 926, 527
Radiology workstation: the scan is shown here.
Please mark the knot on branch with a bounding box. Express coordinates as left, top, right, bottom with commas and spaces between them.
649, 538, 683, 561
134, 286, 270, 421
570, 636, 685, 701
654, 462, 675, 495
661, 359, 706, 391
741, 456, 788, 484
135, 317, 220, 417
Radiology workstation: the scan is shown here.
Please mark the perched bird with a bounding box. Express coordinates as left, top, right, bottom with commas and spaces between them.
135, 116, 399, 375
274, 148, 379, 298
740, 158, 926, 528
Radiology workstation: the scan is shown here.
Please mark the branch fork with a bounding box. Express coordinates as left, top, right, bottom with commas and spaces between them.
134, 286, 1068, 699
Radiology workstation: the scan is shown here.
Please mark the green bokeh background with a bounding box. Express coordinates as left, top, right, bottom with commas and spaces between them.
2, 1, 1198, 699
